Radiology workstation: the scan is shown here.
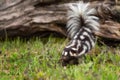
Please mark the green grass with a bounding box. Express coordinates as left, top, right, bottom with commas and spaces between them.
0, 37, 120, 80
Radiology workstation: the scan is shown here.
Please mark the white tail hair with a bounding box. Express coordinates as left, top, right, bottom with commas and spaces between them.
67, 1, 100, 38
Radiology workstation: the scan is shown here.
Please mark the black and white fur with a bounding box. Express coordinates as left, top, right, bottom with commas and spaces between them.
61, 2, 100, 66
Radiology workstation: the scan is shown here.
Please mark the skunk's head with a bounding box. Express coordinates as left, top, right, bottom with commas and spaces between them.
60, 50, 79, 66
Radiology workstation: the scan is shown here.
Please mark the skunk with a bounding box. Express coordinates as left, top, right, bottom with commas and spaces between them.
61, 1, 100, 66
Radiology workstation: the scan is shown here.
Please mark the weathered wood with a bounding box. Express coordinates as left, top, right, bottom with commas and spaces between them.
0, 0, 68, 38
95, 21, 120, 40
0, 0, 120, 40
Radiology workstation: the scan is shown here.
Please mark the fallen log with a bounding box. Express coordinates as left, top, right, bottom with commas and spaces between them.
0, 0, 120, 40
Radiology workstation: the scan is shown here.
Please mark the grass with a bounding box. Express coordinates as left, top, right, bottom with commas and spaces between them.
0, 37, 120, 80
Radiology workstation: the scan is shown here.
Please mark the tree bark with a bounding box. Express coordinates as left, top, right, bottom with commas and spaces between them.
0, 0, 120, 40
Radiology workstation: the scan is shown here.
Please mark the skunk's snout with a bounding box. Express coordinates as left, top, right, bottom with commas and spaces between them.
61, 56, 79, 66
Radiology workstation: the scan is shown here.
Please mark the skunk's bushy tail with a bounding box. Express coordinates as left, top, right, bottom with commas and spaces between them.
67, 1, 100, 38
